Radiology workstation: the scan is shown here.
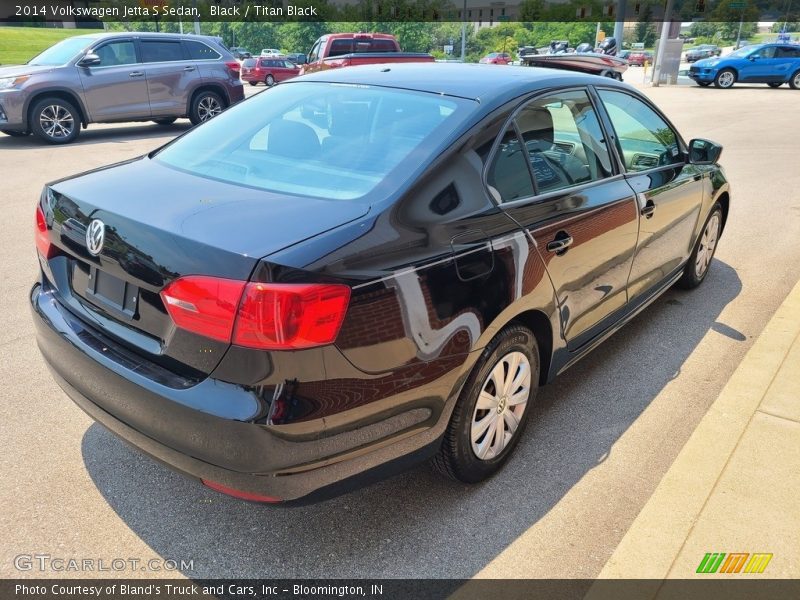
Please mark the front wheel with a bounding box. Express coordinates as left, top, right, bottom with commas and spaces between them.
697, 81, 712, 87
30, 97, 81, 144
714, 69, 736, 89
677, 203, 723, 289
189, 90, 225, 125
790, 70, 800, 90
433, 324, 539, 483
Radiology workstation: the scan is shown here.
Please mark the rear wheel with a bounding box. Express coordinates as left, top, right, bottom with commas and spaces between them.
790, 70, 800, 90
265, 74, 275, 86
677, 203, 723, 289
189, 90, 225, 125
1, 129, 29, 137
30, 97, 80, 144
714, 68, 736, 89
433, 324, 539, 483
767, 82, 783, 88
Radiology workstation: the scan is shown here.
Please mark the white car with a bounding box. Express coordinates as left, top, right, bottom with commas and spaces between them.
260, 49, 282, 57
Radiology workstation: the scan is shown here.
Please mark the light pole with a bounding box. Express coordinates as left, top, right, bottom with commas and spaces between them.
652, 0, 675, 87
461, 0, 467, 62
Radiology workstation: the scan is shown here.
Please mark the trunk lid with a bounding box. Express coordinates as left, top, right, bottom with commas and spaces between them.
43, 157, 369, 377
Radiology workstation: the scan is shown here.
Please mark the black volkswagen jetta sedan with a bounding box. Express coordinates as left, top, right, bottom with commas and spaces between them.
32, 64, 730, 503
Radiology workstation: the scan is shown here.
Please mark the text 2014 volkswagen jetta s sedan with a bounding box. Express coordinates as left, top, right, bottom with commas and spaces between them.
31, 64, 730, 503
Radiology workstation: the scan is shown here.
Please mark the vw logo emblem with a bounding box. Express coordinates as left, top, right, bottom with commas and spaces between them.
85, 219, 105, 256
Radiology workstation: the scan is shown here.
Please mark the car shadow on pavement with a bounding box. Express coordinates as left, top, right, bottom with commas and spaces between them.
81, 260, 741, 579
0, 122, 191, 148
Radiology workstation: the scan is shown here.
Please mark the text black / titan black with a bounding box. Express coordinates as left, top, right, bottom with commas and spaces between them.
31, 64, 730, 503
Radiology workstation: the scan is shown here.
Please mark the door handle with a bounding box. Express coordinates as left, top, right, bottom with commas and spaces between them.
546, 231, 573, 255
641, 200, 656, 219
128, 71, 144, 78
183, 66, 196, 71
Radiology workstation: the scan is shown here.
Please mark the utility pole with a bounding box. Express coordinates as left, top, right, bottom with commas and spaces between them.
652, 0, 674, 87
613, 0, 627, 50
192, 0, 200, 34
461, 0, 467, 62
733, 2, 746, 49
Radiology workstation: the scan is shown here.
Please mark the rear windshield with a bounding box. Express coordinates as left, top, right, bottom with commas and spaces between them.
329, 38, 397, 57
155, 82, 473, 201
242, 58, 257, 67
28, 36, 98, 66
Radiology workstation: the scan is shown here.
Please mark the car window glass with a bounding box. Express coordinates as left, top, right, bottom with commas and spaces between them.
141, 40, 184, 63
94, 41, 137, 67
776, 46, 800, 58
515, 90, 613, 194
185, 40, 221, 60
308, 41, 321, 62
329, 39, 353, 57
155, 82, 469, 201
753, 46, 776, 59
599, 89, 681, 171
486, 126, 535, 202
242, 58, 256, 67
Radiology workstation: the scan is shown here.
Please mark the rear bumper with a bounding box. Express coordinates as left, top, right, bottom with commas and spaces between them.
31, 280, 445, 503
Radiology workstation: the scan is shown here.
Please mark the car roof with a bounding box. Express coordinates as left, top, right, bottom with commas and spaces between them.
74, 31, 222, 43
295, 62, 629, 105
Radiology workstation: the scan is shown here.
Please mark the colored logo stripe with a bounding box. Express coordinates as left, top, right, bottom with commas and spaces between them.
744, 553, 773, 573
697, 552, 773, 574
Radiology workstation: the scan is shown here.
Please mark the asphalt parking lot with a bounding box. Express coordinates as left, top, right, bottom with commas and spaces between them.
1, 82, 799, 579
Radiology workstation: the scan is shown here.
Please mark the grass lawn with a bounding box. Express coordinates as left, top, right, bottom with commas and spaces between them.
0, 26, 104, 65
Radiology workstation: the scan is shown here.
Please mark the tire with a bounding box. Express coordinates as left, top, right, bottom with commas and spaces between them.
1, 129, 29, 137
767, 82, 783, 88
29, 97, 80, 144
189, 90, 225, 126
152, 117, 177, 126
433, 324, 539, 483
265, 74, 275, 86
697, 81, 712, 87
713, 68, 736, 89
677, 203, 723, 290
790, 70, 800, 90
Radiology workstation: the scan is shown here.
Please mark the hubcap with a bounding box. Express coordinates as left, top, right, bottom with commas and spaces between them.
695, 213, 720, 279
470, 351, 531, 461
39, 105, 74, 139
794, 73, 800, 87
197, 96, 222, 122
718, 71, 734, 87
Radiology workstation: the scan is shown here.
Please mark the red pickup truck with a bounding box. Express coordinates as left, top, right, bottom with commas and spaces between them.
301, 33, 435, 75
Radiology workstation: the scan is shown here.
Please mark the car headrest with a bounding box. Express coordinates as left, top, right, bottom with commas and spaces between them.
328, 102, 370, 137
516, 107, 554, 150
267, 119, 320, 159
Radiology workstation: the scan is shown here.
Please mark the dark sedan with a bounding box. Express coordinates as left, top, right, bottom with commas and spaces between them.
31, 64, 730, 503
686, 44, 722, 62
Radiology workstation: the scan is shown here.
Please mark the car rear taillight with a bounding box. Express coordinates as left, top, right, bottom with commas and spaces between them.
225, 60, 240, 74
160, 276, 350, 350
201, 479, 282, 503
35, 204, 57, 259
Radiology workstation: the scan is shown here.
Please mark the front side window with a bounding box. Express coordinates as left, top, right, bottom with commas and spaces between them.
514, 89, 613, 194
308, 41, 322, 63
141, 40, 184, 63
752, 46, 776, 59
599, 89, 682, 171
155, 82, 472, 201
486, 126, 535, 202
93, 41, 137, 67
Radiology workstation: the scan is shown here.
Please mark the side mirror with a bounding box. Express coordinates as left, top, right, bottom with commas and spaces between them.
688, 138, 723, 165
78, 53, 101, 67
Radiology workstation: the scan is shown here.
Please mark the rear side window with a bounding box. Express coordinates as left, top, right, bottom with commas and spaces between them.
141, 40, 185, 63
776, 46, 800, 58
487, 126, 534, 202
599, 89, 682, 171
514, 89, 613, 194
184, 40, 221, 60
155, 82, 471, 201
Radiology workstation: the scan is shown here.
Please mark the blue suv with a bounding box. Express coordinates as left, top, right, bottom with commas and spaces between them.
689, 43, 800, 89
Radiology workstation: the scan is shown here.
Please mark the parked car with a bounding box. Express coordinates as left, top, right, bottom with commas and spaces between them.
0, 32, 244, 144
230, 47, 251, 60
627, 50, 654, 66
302, 32, 434, 75
689, 43, 800, 88
241, 57, 300, 86
617, 49, 631, 60
31, 64, 729, 503
260, 48, 282, 57
285, 52, 308, 65
480, 52, 512, 65
686, 44, 722, 62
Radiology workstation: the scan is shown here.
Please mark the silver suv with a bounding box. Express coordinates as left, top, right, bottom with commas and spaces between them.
0, 32, 244, 144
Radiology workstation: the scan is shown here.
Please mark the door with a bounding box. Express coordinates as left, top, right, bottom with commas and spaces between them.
275, 60, 300, 81
78, 39, 150, 121
140, 38, 201, 117
738, 45, 782, 82
493, 89, 640, 346
596, 88, 704, 301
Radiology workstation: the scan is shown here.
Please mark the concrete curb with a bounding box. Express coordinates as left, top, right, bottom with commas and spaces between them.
589, 278, 800, 584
